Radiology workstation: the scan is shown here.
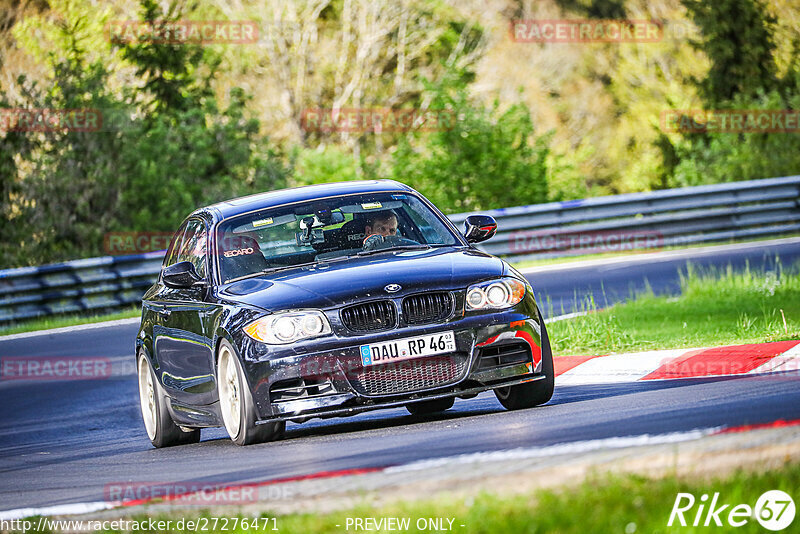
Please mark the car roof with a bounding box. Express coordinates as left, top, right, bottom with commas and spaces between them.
202, 180, 416, 220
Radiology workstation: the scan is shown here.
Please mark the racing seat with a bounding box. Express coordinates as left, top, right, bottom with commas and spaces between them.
338, 218, 367, 248
314, 217, 367, 260
219, 234, 270, 280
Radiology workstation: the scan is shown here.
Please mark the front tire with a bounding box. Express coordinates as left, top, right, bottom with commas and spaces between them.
217, 340, 284, 446
138, 353, 201, 448
406, 397, 455, 415
494, 319, 554, 410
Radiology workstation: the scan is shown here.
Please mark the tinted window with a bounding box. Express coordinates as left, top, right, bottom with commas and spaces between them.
163, 222, 188, 269
174, 219, 207, 278
215, 192, 460, 283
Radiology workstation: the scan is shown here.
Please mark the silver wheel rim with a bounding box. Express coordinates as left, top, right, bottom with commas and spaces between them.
218, 346, 242, 439
138, 356, 157, 440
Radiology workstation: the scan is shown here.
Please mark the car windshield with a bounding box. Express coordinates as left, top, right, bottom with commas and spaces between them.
215, 192, 461, 283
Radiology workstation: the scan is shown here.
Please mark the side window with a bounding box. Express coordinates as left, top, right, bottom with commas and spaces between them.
163, 222, 189, 269
176, 219, 207, 279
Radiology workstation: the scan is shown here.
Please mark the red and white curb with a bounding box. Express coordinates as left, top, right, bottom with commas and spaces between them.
1, 341, 798, 520
554, 340, 800, 385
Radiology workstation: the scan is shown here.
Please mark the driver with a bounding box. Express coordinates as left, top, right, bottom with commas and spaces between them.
361, 210, 422, 251
363, 210, 398, 243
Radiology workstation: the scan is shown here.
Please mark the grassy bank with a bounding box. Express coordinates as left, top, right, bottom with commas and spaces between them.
547, 262, 800, 356
0, 307, 141, 337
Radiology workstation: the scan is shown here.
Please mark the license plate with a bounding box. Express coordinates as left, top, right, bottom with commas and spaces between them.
360, 331, 456, 367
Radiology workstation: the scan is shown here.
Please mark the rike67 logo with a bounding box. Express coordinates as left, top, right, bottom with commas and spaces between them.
669, 490, 795, 531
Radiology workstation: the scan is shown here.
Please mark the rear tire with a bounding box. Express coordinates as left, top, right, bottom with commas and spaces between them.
217, 340, 285, 446
406, 397, 455, 415
138, 353, 201, 448
494, 319, 554, 410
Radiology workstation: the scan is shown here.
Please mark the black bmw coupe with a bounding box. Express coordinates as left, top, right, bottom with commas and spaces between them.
136, 180, 553, 447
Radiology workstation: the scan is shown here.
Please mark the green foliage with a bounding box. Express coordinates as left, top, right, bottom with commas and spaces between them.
6, 0, 800, 268
1, 24, 128, 264
291, 145, 359, 187
668, 90, 800, 186
0, 0, 288, 268
657, 0, 800, 189
120, 0, 215, 113
553, 0, 627, 19
682, 0, 779, 105
389, 75, 550, 213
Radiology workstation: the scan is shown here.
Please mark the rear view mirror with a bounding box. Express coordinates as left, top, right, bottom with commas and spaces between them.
463, 215, 498, 244
299, 211, 345, 229
315, 208, 345, 226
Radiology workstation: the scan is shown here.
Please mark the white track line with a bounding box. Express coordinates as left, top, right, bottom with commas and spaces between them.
0, 502, 113, 521
519, 236, 800, 274
383, 428, 718, 473
543, 310, 590, 323
0, 317, 140, 341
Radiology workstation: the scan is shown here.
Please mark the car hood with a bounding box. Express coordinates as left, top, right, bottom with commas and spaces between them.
217, 247, 507, 311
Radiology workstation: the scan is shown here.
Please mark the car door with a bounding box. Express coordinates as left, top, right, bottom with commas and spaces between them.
151, 218, 218, 405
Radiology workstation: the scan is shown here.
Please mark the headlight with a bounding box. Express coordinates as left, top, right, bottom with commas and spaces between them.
244, 310, 332, 344
466, 278, 526, 311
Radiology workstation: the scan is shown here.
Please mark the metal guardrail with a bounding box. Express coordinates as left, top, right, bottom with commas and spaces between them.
0, 253, 163, 323
1, 176, 799, 324
450, 174, 800, 262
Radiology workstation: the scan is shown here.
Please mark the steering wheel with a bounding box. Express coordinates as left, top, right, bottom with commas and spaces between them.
362, 234, 420, 251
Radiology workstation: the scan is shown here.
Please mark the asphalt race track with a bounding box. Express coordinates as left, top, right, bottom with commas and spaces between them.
1, 239, 799, 512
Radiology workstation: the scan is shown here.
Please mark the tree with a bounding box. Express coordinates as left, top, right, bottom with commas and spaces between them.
390, 73, 549, 213
660, 0, 800, 188
0, 0, 288, 268
682, 0, 778, 105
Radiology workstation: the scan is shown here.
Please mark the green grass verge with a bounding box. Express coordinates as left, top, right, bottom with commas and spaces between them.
547, 261, 800, 356
0, 307, 141, 336
29, 458, 792, 533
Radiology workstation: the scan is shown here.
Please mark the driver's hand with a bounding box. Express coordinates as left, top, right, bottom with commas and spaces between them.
362, 234, 387, 251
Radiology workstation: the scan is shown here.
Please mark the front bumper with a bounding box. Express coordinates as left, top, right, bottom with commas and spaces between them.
240, 298, 547, 424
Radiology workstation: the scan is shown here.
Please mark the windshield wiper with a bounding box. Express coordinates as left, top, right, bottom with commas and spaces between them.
356, 244, 431, 256
260, 261, 323, 274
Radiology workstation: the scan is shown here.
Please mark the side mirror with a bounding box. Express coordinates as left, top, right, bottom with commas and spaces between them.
162, 261, 204, 289
463, 215, 498, 244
